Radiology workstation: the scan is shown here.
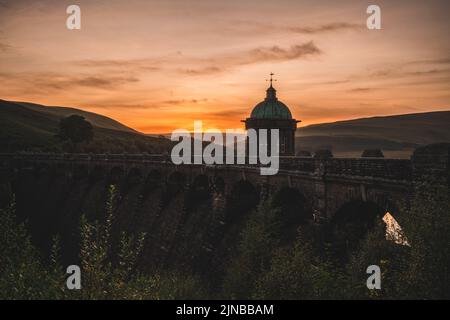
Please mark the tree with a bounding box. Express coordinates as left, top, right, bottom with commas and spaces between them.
314, 149, 333, 159
0, 196, 62, 299
345, 223, 407, 299
0, 188, 205, 300
222, 201, 280, 299
296, 150, 312, 157
397, 179, 450, 299
361, 149, 384, 158
58, 115, 94, 145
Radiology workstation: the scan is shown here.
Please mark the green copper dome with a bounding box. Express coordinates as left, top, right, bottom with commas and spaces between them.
250, 85, 292, 119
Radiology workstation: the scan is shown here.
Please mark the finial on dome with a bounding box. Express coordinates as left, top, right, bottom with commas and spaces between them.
266, 72, 277, 88
265, 72, 277, 100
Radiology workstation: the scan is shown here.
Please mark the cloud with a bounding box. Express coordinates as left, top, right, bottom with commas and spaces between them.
0, 72, 140, 95
405, 58, 450, 66
367, 65, 450, 80
406, 69, 450, 76
181, 42, 322, 75
72, 76, 139, 89
348, 87, 376, 93
288, 22, 363, 34
0, 42, 12, 52
245, 42, 321, 62
74, 42, 322, 77
86, 102, 153, 110
229, 20, 363, 36
207, 109, 247, 119
162, 98, 209, 105
75, 59, 161, 72
180, 66, 223, 75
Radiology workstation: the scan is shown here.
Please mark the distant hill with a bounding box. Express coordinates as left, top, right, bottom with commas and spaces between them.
2, 98, 449, 157
12, 101, 137, 133
296, 111, 450, 158
0, 99, 171, 153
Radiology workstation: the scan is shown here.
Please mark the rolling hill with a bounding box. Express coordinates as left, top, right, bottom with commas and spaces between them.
0, 99, 171, 153
296, 111, 450, 158
12, 101, 137, 133
2, 98, 449, 158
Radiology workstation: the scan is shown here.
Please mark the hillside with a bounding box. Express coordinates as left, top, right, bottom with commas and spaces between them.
2, 98, 449, 157
296, 111, 450, 157
0, 99, 171, 153
12, 101, 137, 133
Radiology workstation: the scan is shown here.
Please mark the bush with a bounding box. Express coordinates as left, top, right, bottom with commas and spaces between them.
361, 149, 384, 158
0, 188, 205, 300
58, 115, 94, 145
314, 149, 333, 159
222, 201, 280, 299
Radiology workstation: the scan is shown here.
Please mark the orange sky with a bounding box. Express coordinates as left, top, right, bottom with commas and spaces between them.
0, 0, 449, 133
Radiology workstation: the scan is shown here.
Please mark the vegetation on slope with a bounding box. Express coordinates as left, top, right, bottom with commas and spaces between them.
1, 179, 448, 299
0, 100, 172, 153
296, 111, 450, 156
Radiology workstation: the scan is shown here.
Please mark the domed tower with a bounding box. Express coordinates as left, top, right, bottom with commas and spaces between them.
242, 74, 300, 156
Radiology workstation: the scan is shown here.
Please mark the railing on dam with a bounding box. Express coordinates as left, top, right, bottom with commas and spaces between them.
279, 156, 411, 180
0, 153, 412, 181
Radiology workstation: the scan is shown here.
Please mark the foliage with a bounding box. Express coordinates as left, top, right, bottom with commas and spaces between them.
0, 197, 63, 299
223, 179, 450, 300
255, 241, 347, 299
1, 177, 449, 300
395, 180, 450, 299
361, 149, 384, 158
58, 115, 94, 145
344, 223, 407, 299
314, 149, 333, 159
0, 187, 204, 300
222, 200, 280, 299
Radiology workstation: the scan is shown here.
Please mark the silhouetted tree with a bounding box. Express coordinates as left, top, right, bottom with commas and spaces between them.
314, 149, 333, 159
58, 115, 94, 144
397, 180, 450, 299
0, 189, 205, 299
296, 150, 312, 157
222, 201, 280, 299
361, 149, 384, 158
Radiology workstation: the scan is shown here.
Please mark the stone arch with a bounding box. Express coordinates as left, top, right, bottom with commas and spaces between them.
72, 163, 89, 180
329, 187, 401, 221
166, 170, 186, 193
168, 170, 186, 185
271, 186, 313, 225
108, 166, 125, 185
226, 179, 259, 221
331, 200, 386, 229
55, 162, 69, 175
212, 176, 225, 194
0, 165, 13, 208
126, 167, 144, 185
145, 169, 162, 191
89, 165, 106, 182
192, 174, 210, 192
35, 163, 52, 177
185, 174, 212, 212
328, 199, 387, 259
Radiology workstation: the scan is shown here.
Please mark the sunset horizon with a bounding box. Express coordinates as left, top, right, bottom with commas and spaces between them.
3, 96, 449, 135
1, 0, 449, 133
